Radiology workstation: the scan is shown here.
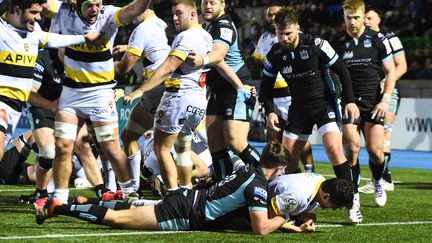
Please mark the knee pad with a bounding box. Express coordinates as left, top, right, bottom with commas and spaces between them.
38, 156, 54, 170
54, 122, 78, 140
176, 151, 192, 167
39, 145, 56, 159
94, 124, 119, 142
175, 133, 193, 148
384, 123, 394, 133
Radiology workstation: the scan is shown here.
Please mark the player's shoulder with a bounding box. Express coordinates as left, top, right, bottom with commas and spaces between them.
214, 14, 234, 27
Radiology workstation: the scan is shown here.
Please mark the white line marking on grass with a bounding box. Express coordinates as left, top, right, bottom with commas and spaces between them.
318, 221, 432, 228
321, 174, 402, 183
0, 188, 84, 192
2, 221, 432, 240
0, 231, 192, 240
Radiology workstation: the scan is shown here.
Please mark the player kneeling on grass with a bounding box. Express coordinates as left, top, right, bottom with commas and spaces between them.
36, 141, 288, 235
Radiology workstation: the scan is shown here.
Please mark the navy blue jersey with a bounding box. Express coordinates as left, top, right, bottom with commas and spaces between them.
204, 14, 244, 72
33, 49, 64, 101
263, 33, 341, 108
191, 163, 268, 229
333, 28, 393, 98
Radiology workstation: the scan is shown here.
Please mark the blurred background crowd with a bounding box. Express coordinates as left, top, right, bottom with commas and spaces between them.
111, 0, 432, 84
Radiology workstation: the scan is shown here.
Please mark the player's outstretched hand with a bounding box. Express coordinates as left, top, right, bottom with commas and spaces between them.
84, 32, 101, 45
299, 219, 315, 233
123, 89, 143, 105
113, 45, 128, 55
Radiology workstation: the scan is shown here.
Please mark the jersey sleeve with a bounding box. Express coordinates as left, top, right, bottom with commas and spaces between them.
388, 34, 404, 56
211, 20, 236, 49
261, 49, 279, 114
102, 5, 123, 27
127, 24, 146, 58
377, 36, 393, 63
271, 191, 301, 219
244, 179, 268, 212
252, 35, 265, 62
315, 38, 339, 68
169, 32, 193, 61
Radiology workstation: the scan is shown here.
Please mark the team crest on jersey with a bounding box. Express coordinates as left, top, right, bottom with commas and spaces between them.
281, 65, 293, 74
343, 51, 353, 59
220, 28, 233, 42
226, 108, 233, 116
157, 110, 164, 119
364, 39, 372, 48
24, 43, 29, 52
300, 50, 309, 60
282, 55, 287, 61
314, 37, 322, 46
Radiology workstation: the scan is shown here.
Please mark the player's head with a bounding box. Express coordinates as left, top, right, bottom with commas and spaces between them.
8, 0, 46, 31
364, 6, 381, 32
259, 141, 289, 179
274, 7, 300, 51
76, 0, 102, 24
172, 0, 198, 32
342, 0, 365, 37
266, 1, 284, 26
201, 0, 225, 22
319, 178, 354, 209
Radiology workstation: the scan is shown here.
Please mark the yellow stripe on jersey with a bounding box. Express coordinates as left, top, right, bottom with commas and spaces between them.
0, 86, 30, 102
143, 69, 154, 80
113, 8, 123, 26
270, 196, 283, 216
164, 79, 180, 89
0, 50, 37, 67
127, 47, 143, 58
68, 41, 110, 53
252, 51, 264, 61
65, 66, 115, 84
39, 33, 49, 48
312, 178, 326, 200
47, 0, 57, 19
194, 118, 206, 133
169, 50, 187, 61
274, 79, 288, 89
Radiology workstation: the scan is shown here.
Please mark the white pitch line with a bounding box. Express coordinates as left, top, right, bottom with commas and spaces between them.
321, 174, 402, 183
0, 188, 84, 193
317, 221, 432, 228
1, 221, 432, 240
0, 231, 191, 240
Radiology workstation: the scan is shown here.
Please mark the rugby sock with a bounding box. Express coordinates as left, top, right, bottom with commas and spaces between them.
101, 159, 117, 192
54, 189, 70, 204
99, 201, 132, 210
55, 204, 108, 224
211, 150, 233, 182
118, 179, 135, 196
94, 184, 110, 199
383, 152, 392, 183
369, 159, 386, 181
351, 160, 361, 193
238, 144, 261, 166
333, 161, 353, 183
128, 152, 142, 192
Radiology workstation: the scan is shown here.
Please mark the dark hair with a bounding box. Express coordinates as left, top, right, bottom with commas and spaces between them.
274, 7, 298, 28
8, 0, 46, 12
259, 141, 289, 168
321, 178, 354, 209
266, 1, 284, 8
365, 5, 383, 17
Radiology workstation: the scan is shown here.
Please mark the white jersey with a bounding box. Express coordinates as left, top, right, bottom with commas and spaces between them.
165, 25, 213, 94
252, 31, 287, 90
141, 129, 211, 176
0, 17, 85, 108
126, 12, 170, 79
49, 3, 122, 90
269, 173, 325, 220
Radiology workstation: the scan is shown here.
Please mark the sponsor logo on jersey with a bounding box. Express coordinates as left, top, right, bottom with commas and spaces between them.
218, 19, 230, 25
281, 65, 293, 74
220, 28, 233, 42
314, 37, 322, 46
186, 105, 205, 116
364, 39, 372, 48
24, 43, 29, 52
226, 108, 233, 116
282, 55, 287, 61
300, 50, 309, 60
328, 111, 336, 119
343, 51, 353, 59
254, 186, 268, 200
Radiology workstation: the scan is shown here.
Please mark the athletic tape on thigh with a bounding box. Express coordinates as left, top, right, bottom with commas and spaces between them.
54, 122, 78, 140
176, 151, 192, 167
94, 123, 119, 142
39, 145, 56, 159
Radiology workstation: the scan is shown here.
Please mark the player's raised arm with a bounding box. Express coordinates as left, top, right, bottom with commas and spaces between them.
117, 0, 151, 26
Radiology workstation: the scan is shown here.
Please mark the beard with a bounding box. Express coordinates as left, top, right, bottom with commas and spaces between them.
265, 22, 275, 35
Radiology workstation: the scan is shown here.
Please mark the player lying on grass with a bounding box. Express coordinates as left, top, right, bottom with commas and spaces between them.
36, 141, 288, 235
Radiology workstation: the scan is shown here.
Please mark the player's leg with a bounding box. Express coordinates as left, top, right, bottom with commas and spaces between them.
175, 132, 194, 188
153, 128, 179, 190
206, 114, 231, 181
282, 133, 306, 173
